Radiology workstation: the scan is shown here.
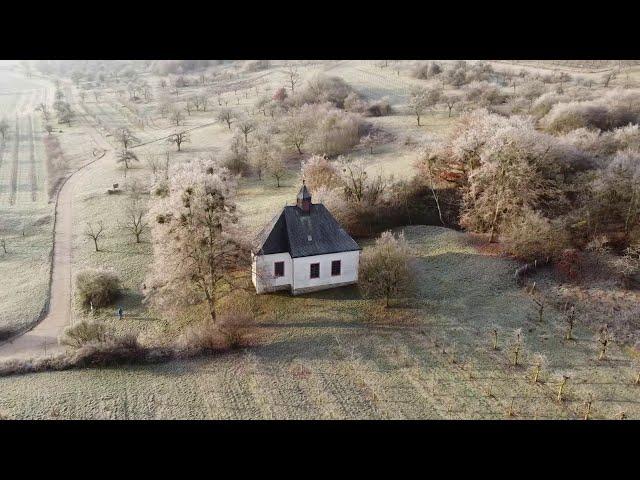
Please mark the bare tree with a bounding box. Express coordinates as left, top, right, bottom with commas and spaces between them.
442, 93, 460, 117
185, 100, 194, 116
285, 63, 300, 94
531, 292, 544, 323
583, 393, 594, 420
217, 108, 235, 130
417, 148, 446, 226
116, 149, 139, 176
0, 118, 10, 141
145, 154, 162, 180
511, 328, 524, 366
267, 154, 286, 187
45, 124, 53, 135
281, 108, 312, 154
531, 353, 547, 383
564, 304, 577, 340
35, 103, 50, 121
557, 374, 570, 402
84, 222, 105, 252
167, 131, 190, 152
0, 238, 6, 254
236, 118, 256, 144
597, 324, 612, 360
114, 127, 140, 150
123, 200, 148, 243
170, 107, 184, 126
200, 95, 209, 112
93, 90, 100, 103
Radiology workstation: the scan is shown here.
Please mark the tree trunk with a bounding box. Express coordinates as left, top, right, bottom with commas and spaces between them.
93, 238, 98, 252
489, 198, 501, 243
416, 114, 421, 126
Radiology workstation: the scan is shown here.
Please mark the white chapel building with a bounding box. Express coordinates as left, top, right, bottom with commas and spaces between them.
251, 183, 361, 295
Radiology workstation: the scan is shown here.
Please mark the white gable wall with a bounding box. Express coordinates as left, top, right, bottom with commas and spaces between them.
252, 252, 293, 294
291, 250, 360, 295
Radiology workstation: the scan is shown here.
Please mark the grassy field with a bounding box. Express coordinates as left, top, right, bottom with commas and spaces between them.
0, 70, 56, 336
1, 61, 639, 419
1, 226, 638, 419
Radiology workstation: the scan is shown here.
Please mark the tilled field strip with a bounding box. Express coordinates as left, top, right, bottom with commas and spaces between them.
8, 117, 19, 205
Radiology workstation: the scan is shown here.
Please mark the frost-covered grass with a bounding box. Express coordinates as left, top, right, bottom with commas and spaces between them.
0, 226, 639, 419
0, 73, 56, 336
2, 62, 639, 419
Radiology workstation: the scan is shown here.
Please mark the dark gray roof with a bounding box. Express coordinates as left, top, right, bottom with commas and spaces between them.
253, 203, 360, 258
253, 211, 289, 255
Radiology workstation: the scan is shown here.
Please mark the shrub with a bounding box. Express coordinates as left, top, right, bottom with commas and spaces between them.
242, 60, 270, 72
75, 269, 121, 308
222, 133, 249, 174
300, 155, 341, 191
365, 98, 392, 117
310, 105, 363, 157
218, 311, 255, 349
503, 210, 570, 262
298, 74, 355, 108
59, 321, 108, 348
359, 231, 415, 307
542, 89, 640, 133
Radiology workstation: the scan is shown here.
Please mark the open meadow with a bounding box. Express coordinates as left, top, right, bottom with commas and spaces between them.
0, 60, 639, 419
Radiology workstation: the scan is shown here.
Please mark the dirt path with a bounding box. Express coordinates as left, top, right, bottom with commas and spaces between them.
0, 85, 112, 361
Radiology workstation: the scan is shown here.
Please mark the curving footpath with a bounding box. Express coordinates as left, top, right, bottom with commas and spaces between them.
0, 103, 112, 361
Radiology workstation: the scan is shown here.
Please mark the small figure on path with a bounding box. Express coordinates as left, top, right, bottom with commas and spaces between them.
117, 306, 123, 321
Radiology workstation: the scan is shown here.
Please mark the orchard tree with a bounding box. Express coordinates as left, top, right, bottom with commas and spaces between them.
267, 154, 286, 187
0, 118, 9, 141
114, 127, 140, 150
249, 133, 276, 181
170, 107, 184, 126
285, 63, 300, 94
116, 149, 139, 176
282, 108, 313, 154
217, 108, 235, 130
35, 102, 50, 121
145, 157, 248, 324
84, 222, 105, 252
236, 118, 256, 144
442, 92, 460, 117
167, 131, 190, 152
122, 200, 148, 243
408, 87, 440, 125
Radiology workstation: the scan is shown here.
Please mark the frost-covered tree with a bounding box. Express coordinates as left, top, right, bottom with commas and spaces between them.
145, 157, 247, 324
359, 231, 414, 307
0, 118, 9, 141
217, 108, 235, 130
114, 127, 139, 150
167, 131, 190, 152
